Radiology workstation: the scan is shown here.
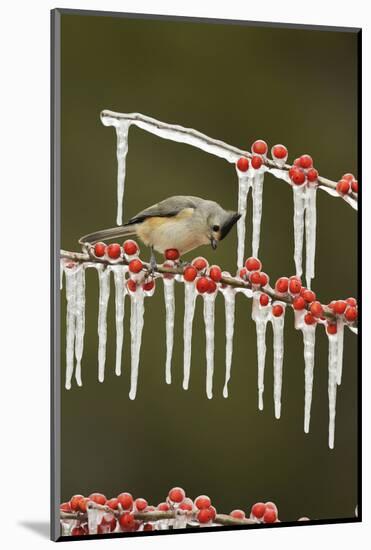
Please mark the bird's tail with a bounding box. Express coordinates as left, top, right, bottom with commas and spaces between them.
79, 224, 137, 245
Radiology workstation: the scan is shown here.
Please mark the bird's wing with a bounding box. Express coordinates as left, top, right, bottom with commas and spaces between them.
127, 196, 198, 225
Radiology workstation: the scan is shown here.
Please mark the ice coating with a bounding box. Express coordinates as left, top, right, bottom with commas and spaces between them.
252, 172, 265, 258
271, 305, 286, 419
74, 266, 86, 387
163, 278, 175, 384
129, 288, 145, 400
301, 323, 317, 433
236, 170, 252, 267
114, 120, 130, 225
64, 265, 77, 390
112, 265, 127, 376
327, 333, 338, 449
336, 319, 345, 385
60, 259, 64, 290
203, 292, 217, 399
305, 186, 317, 288
97, 265, 111, 383
87, 507, 105, 535
251, 293, 271, 410
292, 185, 306, 277
183, 282, 197, 390
221, 286, 236, 398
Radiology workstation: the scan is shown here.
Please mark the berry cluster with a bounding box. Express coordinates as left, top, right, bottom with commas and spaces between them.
93, 239, 139, 260
60, 487, 292, 536
336, 173, 358, 196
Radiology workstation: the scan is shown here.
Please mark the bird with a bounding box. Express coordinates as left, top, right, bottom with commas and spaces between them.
79, 195, 241, 267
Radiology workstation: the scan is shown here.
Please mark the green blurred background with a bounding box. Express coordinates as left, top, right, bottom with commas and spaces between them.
60, 12, 358, 522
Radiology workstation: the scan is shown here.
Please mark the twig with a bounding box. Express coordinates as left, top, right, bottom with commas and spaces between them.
100, 110, 357, 202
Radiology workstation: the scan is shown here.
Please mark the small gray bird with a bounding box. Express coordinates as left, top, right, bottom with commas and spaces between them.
80, 195, 241, 263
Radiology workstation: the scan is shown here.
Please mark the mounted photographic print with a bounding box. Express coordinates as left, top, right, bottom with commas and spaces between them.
51, 8, 361, 541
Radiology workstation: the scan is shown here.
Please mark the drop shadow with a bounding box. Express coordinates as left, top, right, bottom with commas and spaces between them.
18, 521, 50, 539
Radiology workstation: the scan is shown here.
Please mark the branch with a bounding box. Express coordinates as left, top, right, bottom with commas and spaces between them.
101, 110, 358, 203
60, 249, 358, 329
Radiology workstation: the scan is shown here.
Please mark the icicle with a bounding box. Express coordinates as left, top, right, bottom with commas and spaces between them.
97, 265, 111, 383
60, 259, 64, 290
292, 185, 306, 278
112, 265, 127, 376
305, 185, 317, 288
129, 288, 145, 400
183, 282, 197, 390
301, 323, 316, 433
221, 286, 236, 398
327, 332, 338, 449
236, 170, 252, 267
113, 120, 130, 225
163, 278, 175, 384
271, 305, 286, 419
64, 266, 77, 390
252, 172, 265, 258
336, 319, 345, 385
203, 292, 216, 399
74, 266, 86, 387
251, 293, 271, 410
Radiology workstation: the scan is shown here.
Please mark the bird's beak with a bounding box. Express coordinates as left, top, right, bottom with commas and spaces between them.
210, 237, 218, 250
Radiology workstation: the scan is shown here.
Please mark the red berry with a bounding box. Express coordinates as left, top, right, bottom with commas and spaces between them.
251, 502, 266, 519
117, 492, 133, 510
239, 267, 248, 279
135, 498, 148, 511
331, 300, 347, 315
263, 508, 277, 523
351, 180, 358, 193
298, 154, 313, 169
326, 323, 338, 335
249, 271, 262, 285
209, 505, 217, 520
179, 498, 194, 511
293, 296, 306, 310
301, 288, 316, 303
100, 513, 117, 532
260, 293, 269, 307
342, 173, 354, 182
272, 304, 284, 317
346, 297, 357, 307
106, 498, 119, 510
345, 306, 357, 322
236, 157, 249, 172
209, 265, 222, 282
107, 243, 121, 260
168, 487, 185, 503
196, 277, 210, 293
197, 508, 213, 524
142, 280, 155, 292
259, 272, 269, 286
293, 158, 301, 166
336, 179, 350, 195
162, 260, 175, 279
123, 240, 138, 255
127, 279, 137, 292
143, 523, 154, 531
165, 248, 180, 261
183, 265, 198, 282
207, 279, 217, 293
78, 498, 90, 513
310, 301, 323, 317
89, 492, 107, 506
272, 144, 288, 160
304, 313, 316, 325
230, 509, 246, 519
129, 258, 143, 273
252, 140, 268, 155
265, 501, 278, 513
70, 495, 84, 512
71, 526, 86, 536
60, 502, 72, 512
157, 502, 170, 511
275, 277, 289, 293
289, 166, 306, 185
94, 242, 106, 257
251, 155, 263, 169
307, 168, 319, 182
195, 495, 211, 510
245, 257, 262, 271
119, 512, 135, 530
289, 277, 302, 294
192, 257, 208, 271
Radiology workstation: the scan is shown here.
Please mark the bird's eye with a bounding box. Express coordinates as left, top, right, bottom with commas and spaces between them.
212, 225, 220, 232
